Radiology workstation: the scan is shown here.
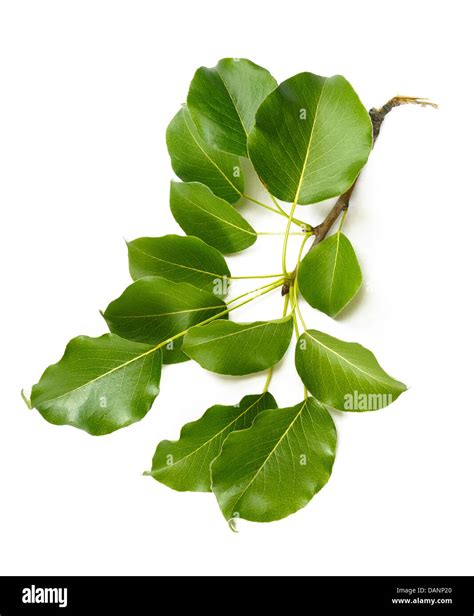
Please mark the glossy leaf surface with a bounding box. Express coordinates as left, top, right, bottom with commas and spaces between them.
103, 277, 227, 364
127, 234, 230, 298
295, 330, 406, 411
187, 58, 277, 156
148, 392, 277, 492
212, 397, 336, 522
248, 73, 372, 204
182, 316, 293, 375
298, 232, 362, 316
170, 181, 256, 254
166, 106, 243, 203
31, 334, 162, 435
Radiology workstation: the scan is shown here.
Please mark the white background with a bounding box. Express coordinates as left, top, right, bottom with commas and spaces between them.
1, 0, 473, 576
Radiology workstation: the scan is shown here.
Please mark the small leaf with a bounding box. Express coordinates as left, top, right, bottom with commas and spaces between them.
166, 105, 243, 203
295, 329, 407, 411
248, 73, 372, 204
170, 181, 257, 254
182, 316, 293, 375
102, 277, 227, 365
298, 232, 362, 317
127, 234, 231, 298
187, 58, 277, 157
148, 392, 277, 492
211, 397, 336, 522
31, 334, 162, 435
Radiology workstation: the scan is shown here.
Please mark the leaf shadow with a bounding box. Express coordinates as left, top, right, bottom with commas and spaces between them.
328, 407, 350, 423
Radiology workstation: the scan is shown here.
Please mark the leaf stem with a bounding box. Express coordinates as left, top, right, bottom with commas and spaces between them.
258, 179, 288, 219
263, 293, 290, 393
268, 193, 286, 215
267, 191, 300, 226
286, 233, 310, 334
262, 368, 273, 393
220, 281, 284, 314
289, 285, 300, 338
296, 232, 311, 269
230, 273, 284, 280
281, 200, 298, 277
243, 193, 310, 230
149, 279, 284, 356
338, 209, 348, 234
227, 279, 285, 306
293, 278, 307, 331
243, 193, 285, 216
257, 231, 308, 236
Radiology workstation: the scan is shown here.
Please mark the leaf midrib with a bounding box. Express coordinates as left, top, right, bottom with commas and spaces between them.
228, 400, 308, 515
157, 393, 268, 472
187, 320, 284, 348
216, 67, 248, 136
107, 304, 224, 319
328, 233, 341, 305
305, 331, 398, 387
180, 191, 255, 237
183, 110, 242, 196
130, 244, 227, 279
293, 78, 328, 204
36, 347, 160, 406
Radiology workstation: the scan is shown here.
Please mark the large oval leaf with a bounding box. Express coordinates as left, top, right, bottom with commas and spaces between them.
166, 105, 243, 203
127, 234, 231, 298
248, 73, 372, 204
187, 58, 277, 157
211, 397, 336, 522
182, 316, 293, 375
298, 232, 362, 317
30, 334, 162, 436
170, 181, 257, 254
147, 392, 277, 492
102, 277, 227, 364
295, 330, 407, 411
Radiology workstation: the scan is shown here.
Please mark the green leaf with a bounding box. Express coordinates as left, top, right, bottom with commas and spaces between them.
166, 105, 244, 203
182, 316, 293, 375
170, 181, 257, 254
295, 330, 407, 411
298, 232, 362, 317
148, 392, 277, 492
31, 334, 162, 436
187, 58, 277, 157
248, 73, 372, 204
127, 234, 231, 298
211, 397, 336, 522
102, 277, 227, 365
